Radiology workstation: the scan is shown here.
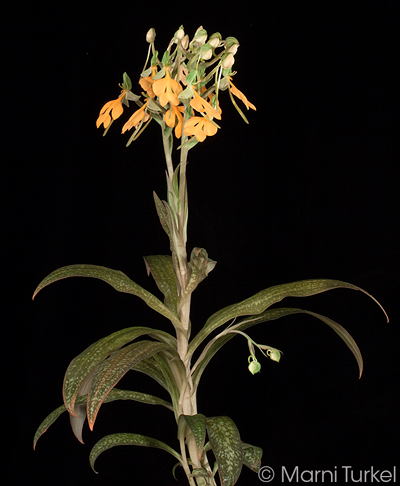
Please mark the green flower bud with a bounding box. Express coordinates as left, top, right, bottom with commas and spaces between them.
268, 349, 281, 362
248, 357, 261, 375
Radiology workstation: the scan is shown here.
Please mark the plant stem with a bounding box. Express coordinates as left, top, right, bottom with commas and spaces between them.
162, 112, 210, 486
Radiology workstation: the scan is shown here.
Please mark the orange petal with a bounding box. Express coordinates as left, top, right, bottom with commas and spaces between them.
96, 91, 126, 128
165, 105, 184, 138
184, 116, 218, 142
122, 102, 148, 133
153, 67, 183, 107
190, 87, 222, 120
229, 81, 256, 111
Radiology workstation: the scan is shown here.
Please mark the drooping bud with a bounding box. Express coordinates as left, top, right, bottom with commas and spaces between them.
268, 349, 281, 362
146, 28, 156, 44
208, 33, 222, 48
191, 26, 208, 47
181, 34, 189, 49
175, 25, 185, 40
225, 36, 240, 49
248, 357, 261, 375
200, 43, 213, 61
227, 43, 239, 55
222, 53, 235, 69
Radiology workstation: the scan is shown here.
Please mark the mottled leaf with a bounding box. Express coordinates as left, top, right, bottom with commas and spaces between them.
70, 369, 96, 443
63, 326, 175, 416
207, 416, 243, 486
181, 413, 207, 459
87, 341, 169, 429
144, 255, 178, 314
190, 467, 210, 478
153, 191, 173, 245
189, 279, 387, 358
193, 307, 366, 388
153, 352, 182, 420
33, 388, 173, 449
242, 442, 263, 472
131, 356, 168, 391
89, 432, 182, 473
32, 264, 184, 332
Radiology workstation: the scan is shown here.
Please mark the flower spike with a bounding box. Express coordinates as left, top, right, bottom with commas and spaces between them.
97, 26, 255, 147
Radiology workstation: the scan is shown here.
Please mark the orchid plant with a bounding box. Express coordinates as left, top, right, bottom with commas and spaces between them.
33, 26, 388, 486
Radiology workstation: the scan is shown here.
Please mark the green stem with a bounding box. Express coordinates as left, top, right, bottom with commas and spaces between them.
162, 100, 204, 486
162, 130, 174, 181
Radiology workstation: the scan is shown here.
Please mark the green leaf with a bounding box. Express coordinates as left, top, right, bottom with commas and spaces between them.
70, 369, 96, 443
89, 432, 182, 474
32, 264, 184, 332
63, 326, 175, 416
131, 356, 169, 391
144, 255, 179, 315
206, 416, 243, 486
33, 388, 173, 449
192, 307, 366, 388
181, 413, 207, 459
189, 279, 387, 358
241, 442, 263, 472
186, 70, 198, 85
122, 72, 132, 91
153, 191, 172, 241
87, 341, 169, 429
154, 352, 182, 420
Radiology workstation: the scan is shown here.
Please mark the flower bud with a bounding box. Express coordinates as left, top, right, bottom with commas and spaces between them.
200, 43, 213, 60
268, 349, 281, 362
222, 53, 235, 69
208, 32, 222, 48
175, 25, 185, 40
225, 36, 240, 48
193, 26, 207, 46
248, 357, 261, 375
181, 34, 189, 49
227, 43, 239, 55
146, 28, 156, 44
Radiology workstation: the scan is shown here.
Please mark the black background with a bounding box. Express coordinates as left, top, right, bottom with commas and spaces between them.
4, 2, 398, 485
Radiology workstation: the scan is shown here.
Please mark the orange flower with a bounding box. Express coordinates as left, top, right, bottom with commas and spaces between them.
207, 93, 222, 117
228, 77, 256, 111
139, 65, 157, 98
183, 116, 218, 142
165, 105, 184, 138
190, 87, 222, 120
152, 66, 183, 106
122, 100, 150, 133
96, 90, 127, 129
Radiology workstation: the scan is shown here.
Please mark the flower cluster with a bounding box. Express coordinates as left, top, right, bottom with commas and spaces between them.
96, 26, 256, 146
